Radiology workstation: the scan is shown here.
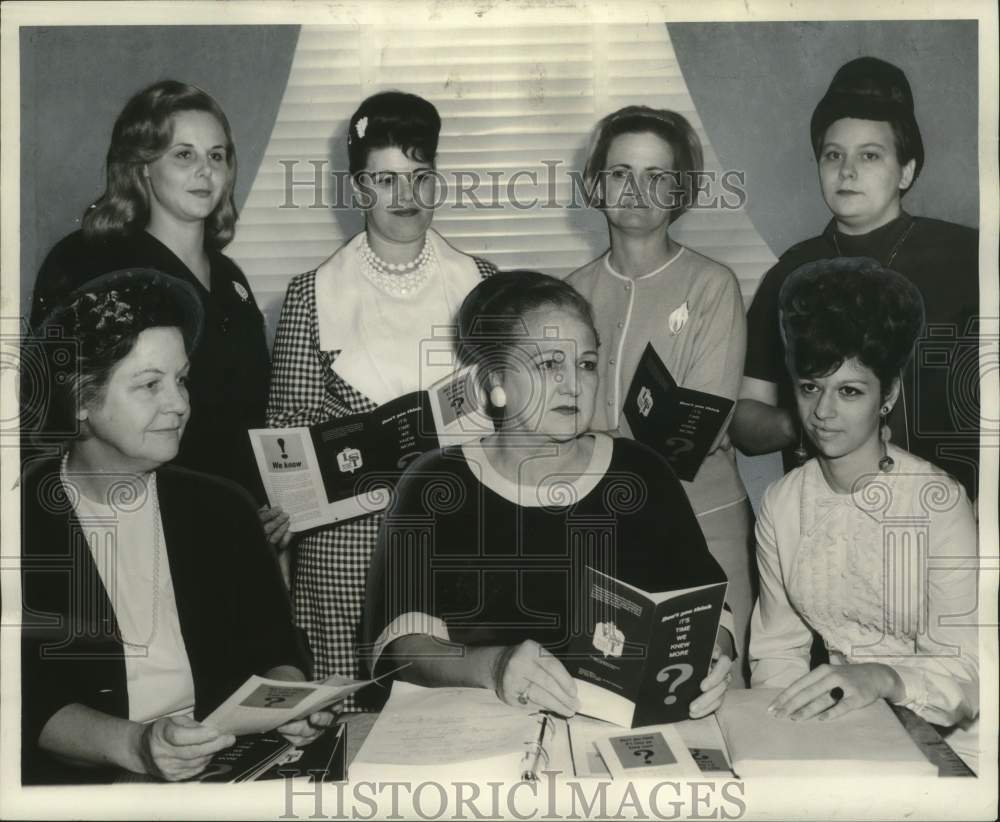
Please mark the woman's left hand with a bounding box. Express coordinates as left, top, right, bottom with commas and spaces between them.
689, 651, 733, 719
275, 710, 336, 747
768, 663, 903, 722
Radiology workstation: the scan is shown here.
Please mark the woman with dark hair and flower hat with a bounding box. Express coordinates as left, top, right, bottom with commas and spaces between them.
29, 80, 274, 513
749, 257, 979, 771
731, 57, 980, 501
21, 269, 327, 785
267, 91, 496, 704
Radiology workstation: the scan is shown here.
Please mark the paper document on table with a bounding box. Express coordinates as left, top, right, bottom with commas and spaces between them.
716, 688, 937, 778
351, 682, 566, 781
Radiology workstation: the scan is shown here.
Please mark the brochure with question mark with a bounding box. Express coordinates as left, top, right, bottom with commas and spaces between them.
623, 343, 735, 482
203, 666, 405, 736
566, 565, 727, 728
595, 726, 700, 778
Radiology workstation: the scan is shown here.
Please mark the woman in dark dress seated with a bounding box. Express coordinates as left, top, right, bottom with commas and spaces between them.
29, 80, 284, 538
21, 269, 328, 784
364, 271, 733, 718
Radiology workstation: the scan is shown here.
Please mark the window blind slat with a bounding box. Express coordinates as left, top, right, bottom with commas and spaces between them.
229, 23, 778, 345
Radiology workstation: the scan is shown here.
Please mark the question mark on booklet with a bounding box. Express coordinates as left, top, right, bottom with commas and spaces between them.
264, 695, 287, 708
664, 436, 695, 459
656, 663, 694, 705
633, 749, 655, 764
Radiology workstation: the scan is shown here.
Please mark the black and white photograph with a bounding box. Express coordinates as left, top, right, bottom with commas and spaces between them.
1, 0, 997, 818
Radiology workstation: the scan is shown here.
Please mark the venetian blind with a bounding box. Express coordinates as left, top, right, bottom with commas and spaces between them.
228, 23, 778, 341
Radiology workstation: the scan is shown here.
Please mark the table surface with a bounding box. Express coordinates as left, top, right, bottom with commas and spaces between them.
339, 701, 972, 778
116, 699, 969, 782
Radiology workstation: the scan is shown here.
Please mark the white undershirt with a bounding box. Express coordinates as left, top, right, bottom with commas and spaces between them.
66, 469, 196, 723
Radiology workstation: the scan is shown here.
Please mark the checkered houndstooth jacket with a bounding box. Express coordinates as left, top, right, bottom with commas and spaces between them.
267, 257, 496, 709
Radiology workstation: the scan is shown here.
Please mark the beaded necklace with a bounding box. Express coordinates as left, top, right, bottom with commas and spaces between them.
359, 234, 436, 297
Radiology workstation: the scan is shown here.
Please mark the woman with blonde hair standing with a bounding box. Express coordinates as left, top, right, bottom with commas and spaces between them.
30, 80, 271, 508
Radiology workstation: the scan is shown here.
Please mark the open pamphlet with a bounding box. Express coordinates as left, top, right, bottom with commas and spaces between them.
716, 689, 939, 778
350, 681, 569, 782
566, 564, 727, 728
203, 670, 397, 736
191, 723, 346, 783
623, 343, 735, 481
250, 365, 494, 532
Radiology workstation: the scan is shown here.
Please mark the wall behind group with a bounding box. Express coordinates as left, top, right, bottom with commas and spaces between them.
669, 20, 979, 259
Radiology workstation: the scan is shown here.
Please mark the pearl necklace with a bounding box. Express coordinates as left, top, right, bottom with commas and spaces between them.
359, 235, 436, 297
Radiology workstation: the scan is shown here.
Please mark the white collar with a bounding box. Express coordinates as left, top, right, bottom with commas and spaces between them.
603, 245, 685, 282
460, 432, 614, 508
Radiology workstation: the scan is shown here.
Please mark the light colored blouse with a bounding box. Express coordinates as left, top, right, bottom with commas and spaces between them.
67, 469, 196, 723
567, 247, 747, 515
749, 445, 980, 730
313, 228, 483, 406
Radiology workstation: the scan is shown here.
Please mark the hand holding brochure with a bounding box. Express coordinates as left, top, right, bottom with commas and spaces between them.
623, 343, 735, 481
203, 671, 392, 736
566, 564, 727, 728
250, 365, 493, 532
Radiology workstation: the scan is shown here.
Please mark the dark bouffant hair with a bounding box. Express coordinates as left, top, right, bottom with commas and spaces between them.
779, 257, 925, 398
83, 80, 239, 248
810, 57, 924, 190
583, 105, 704, 224
457, 270, 599, 389
31, 269, 203, 439
347, 90, 441, 176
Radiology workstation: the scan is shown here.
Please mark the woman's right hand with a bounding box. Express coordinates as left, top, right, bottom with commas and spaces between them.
258, 505, 293, 552
492, 640, 580, 717
135, 715, 235, 781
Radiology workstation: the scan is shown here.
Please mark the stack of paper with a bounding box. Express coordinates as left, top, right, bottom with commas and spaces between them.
716, 689, 937, 778
350, 682, 567, 782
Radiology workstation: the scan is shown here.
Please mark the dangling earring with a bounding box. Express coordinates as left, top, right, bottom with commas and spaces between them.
489, 385, 507, 409
793, 426, 809, 466
878, 404, 894, 473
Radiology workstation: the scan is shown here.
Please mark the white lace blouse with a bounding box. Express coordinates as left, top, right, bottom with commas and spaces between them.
749, 445, 979, 729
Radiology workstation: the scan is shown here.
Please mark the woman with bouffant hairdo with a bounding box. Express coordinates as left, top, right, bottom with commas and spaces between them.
267, 90, 497, 706
29, 80, 273, 517
749, 257, 980, 771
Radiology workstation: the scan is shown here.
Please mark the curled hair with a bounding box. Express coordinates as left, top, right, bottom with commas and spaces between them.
457, 270, 599, 395
82, 80, 238, 248
35, 270, 203, 440
583, 105, 704, 223
347, 90, 441, 176
779, 257, 925, 397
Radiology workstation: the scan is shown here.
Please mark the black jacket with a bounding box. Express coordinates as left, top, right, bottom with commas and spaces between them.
20, 457, 309, 784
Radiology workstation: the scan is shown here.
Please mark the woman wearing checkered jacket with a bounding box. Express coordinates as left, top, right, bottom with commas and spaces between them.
267, 91, 496, 706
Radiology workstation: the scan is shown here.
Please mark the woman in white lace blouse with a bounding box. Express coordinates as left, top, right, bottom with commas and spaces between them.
749, 257, 979, 769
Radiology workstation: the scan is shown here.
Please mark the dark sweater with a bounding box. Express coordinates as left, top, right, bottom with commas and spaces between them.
20, 458, 309, 784
745, 213, 980, 498
30, 230, 270, 500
